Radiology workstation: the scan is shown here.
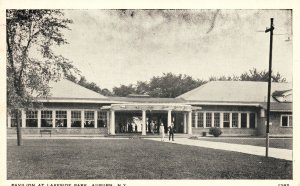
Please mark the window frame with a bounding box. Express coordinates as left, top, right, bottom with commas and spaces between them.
281, 114, 293, 127
223, 112, 230, 128
205, 112, 212, 128
55, 110, 67, 128
41, 110, 53, 127
26, 110, 38, 127
97, 111, 107, 128
71, 111, 82, 128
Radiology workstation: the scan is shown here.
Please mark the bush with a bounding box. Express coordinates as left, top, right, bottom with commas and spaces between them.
209, 127, 222, 137
189, 136, 199, 140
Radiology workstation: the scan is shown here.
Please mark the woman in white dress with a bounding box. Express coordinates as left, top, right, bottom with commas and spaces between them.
159, 123, 165, 141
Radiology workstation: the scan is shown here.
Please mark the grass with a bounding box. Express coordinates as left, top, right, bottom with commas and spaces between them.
7, 139, 292, 179
197, 137, 292, 150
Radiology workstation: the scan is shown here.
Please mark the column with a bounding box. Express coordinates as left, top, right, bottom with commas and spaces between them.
67, 110, 71, 128
247, 113, 250, 128
211, 112, 214, 128
183, 113, 187, 134
21, 110, 26, 128
195, 112, 198, 128
52, 110, 56, 128
81, 110, 85, 128
106, 111, 110, 132
203, 112, 206, 128
94, 111, 98, 128
37, 110, 41, 128
188, 111, 192, 134
7, 114, 11, 128
110, 110, 115, 135
238, 112, 241, 128
142, 110, 146, 135
167, 110, 172, 127
220, 112, 224, 128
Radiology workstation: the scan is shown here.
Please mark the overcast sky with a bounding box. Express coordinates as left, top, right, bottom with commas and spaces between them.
55, 9, 292, 90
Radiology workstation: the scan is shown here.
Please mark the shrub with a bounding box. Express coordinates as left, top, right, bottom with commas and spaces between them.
209, 127, 222, 137
189, 136, 199, 140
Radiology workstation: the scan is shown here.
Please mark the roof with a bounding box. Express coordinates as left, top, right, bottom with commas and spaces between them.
178, 81, 292, 103
259, 102, 292, 112
46, 79, 107, 99
106, 96, 185, 103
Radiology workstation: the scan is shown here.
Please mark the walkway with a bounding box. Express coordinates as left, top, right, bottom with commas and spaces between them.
146, 138, 293, 161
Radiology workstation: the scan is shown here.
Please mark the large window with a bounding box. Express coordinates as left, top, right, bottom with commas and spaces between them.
214, 113, 220, 127
55, 111, 67, 127
281, 115, 292, 127
241, 113, 247, 128
41, 111, 53, 127
26, 111, 38, 127
97, 111, 107, 127
197, 112, 204, 127
249, 113, 256, 128
232, 113, 238, 128
84, 111, 95, 128
223, 113, 230, 128
10, 111, 21, 127
206, 112, 212, 128
71, 111, 81, 127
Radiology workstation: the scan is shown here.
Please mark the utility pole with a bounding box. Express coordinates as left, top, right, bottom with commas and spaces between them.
265, 18, 274, 158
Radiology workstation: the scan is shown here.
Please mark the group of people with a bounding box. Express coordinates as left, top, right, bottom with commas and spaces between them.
119, 120, 176, 141
159, 121, 176, 142
119, 122, 138, 133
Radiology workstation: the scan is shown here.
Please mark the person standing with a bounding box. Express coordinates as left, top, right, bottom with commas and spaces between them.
168, 122, 176, 141
159, 123, 165, 141
150, 120, 155, 135
135, 123, 138, 133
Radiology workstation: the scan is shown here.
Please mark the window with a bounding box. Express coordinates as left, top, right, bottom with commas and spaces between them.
214, 113, 220, 127
241, 113, 247, 128
84, 111, 95, 128
10, 111, 21, 127
192, 112, 196, 127
97, 111, 107, 127
206, 112, 212, 128
232, 113, 238, 128
71, 111, 81, 127
249, 113, 256, 128
26, 111, 38, 127
198, 112, 204, 127
281, 115, 292, 127
55, 111, 67, 127
223, 113, 230, 128
41, 111, 53, 127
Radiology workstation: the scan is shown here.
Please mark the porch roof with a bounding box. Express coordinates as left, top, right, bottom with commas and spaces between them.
101, 103, 202, 112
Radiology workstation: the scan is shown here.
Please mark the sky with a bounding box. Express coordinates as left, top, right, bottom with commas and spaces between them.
55, 9, 293, 90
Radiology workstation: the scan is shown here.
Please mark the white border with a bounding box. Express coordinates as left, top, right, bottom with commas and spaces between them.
0, 1, 299, 186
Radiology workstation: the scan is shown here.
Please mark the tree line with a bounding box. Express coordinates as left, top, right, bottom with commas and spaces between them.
66, 68, 286, 98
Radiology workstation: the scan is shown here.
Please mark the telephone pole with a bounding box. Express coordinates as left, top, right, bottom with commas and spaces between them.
265, 18, 274, 158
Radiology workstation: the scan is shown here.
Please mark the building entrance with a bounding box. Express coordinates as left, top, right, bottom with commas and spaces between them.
101, 103, 199, 135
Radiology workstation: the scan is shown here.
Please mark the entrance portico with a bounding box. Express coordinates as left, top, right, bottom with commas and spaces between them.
101, 103, 201, 135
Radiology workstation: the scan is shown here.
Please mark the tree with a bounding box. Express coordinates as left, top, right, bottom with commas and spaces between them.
209, 68, 286, 83
240, 68, 286, 82
147, 73, 206, 98
112, 73, 206, 98
113, 84, 136, 97
7, 10, 78, 145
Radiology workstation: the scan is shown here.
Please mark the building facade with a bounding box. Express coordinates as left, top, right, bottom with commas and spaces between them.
7, 79, 293, 137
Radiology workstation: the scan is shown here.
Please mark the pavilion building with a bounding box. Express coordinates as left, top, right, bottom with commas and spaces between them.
7, 79, 292, 137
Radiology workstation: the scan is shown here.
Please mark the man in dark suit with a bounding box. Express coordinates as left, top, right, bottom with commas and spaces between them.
168, 122, 176, 141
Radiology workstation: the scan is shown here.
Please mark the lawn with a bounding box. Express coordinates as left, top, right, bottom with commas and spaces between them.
197, 137, 292, 150
7, 139, 292, 179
